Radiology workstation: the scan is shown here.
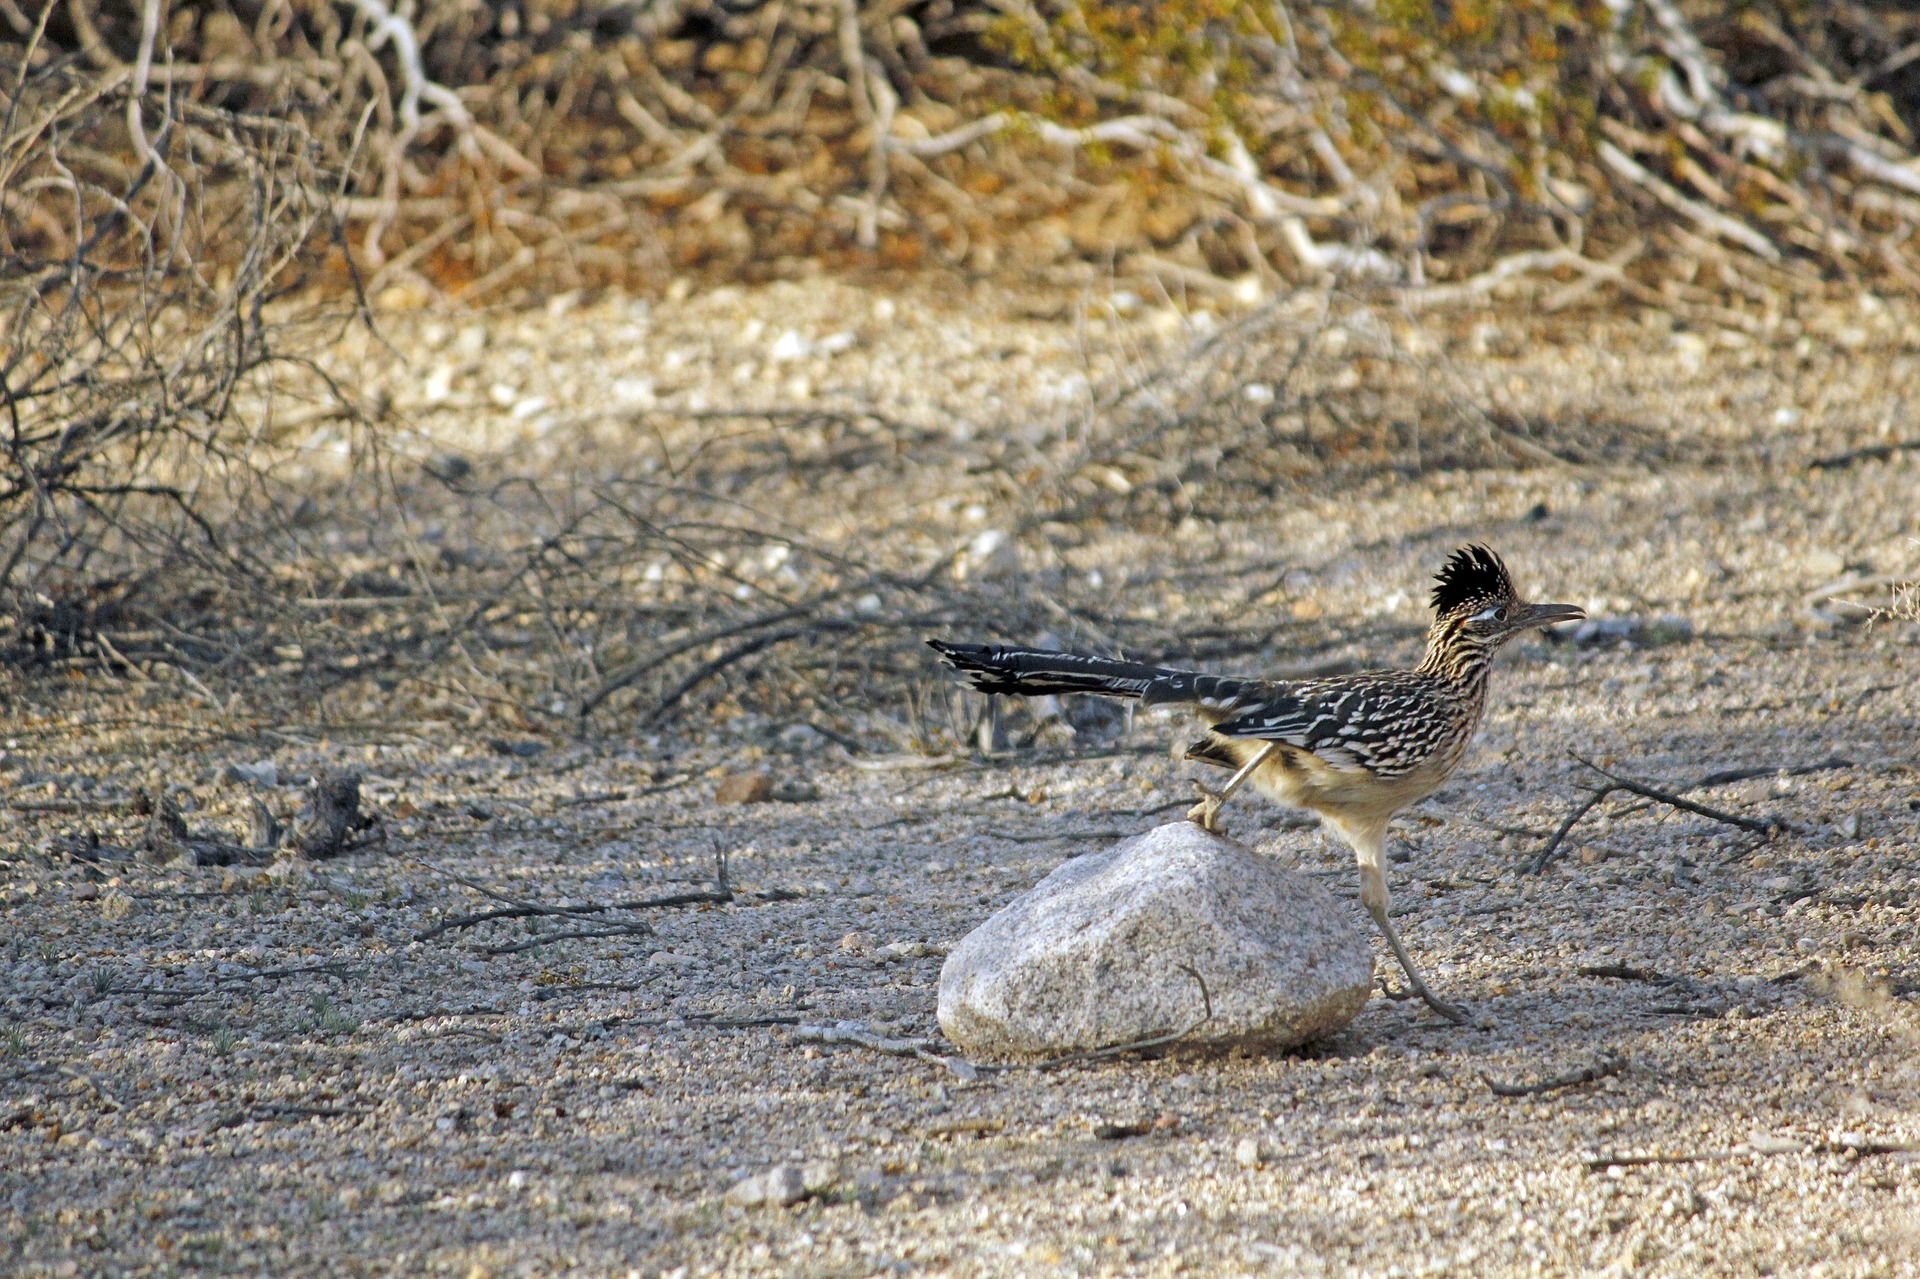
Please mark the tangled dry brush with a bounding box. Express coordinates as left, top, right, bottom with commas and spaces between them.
4, 0, 1920, 736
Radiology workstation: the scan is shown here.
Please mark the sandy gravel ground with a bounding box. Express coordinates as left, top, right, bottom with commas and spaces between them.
3, 277, 1920, 1278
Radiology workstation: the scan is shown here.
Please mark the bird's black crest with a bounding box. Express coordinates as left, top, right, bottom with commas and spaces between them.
1430, 544, 1513, 615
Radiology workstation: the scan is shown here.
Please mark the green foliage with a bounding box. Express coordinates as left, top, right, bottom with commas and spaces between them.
988, 0, 1291, 143
980, 0, 1620, 224
307, 994, 358, 1037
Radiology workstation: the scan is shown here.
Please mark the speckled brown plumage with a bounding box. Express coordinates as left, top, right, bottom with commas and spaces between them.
928, 544, 1584, 1024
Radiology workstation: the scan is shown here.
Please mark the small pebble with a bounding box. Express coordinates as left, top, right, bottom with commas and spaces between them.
225, 761, 279, 787
1235, 1136, 1266, 1168
646, 951, 696, 967
725, 1165, 806, 1207
770, 779, 820, 802
715, 771, 774, 804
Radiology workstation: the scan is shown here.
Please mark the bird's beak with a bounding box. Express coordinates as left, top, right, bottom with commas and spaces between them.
1516, 601, 1585, 631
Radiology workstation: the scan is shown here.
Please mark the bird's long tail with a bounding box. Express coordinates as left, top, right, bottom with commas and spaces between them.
926, 640, 1255, 708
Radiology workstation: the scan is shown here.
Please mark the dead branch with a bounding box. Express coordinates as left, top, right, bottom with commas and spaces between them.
413, 847, 731, 942
793, 1019, 980, 1080
478, 926, 657, 956
13, 0, 1920, 753
1527, 754, 1798, 874
30, 0, 1920, 309
1485, 1051, 1628, 1098
1525, 788, 1618, 876
1572, 757, 1794, 837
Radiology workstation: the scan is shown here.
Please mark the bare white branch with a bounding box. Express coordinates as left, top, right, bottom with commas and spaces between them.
1597, 139, 1780, 261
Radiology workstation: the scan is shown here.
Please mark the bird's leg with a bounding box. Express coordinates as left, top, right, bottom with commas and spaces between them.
1188, 741, 1277, 834
1351, 826, 1470, 1025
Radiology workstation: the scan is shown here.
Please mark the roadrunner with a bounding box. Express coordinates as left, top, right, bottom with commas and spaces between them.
928, 545, 1582, 1023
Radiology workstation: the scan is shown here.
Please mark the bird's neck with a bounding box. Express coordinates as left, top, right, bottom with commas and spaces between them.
1414, 618, 1495, 688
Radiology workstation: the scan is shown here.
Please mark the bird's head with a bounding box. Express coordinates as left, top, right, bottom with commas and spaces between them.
1425, 545, 1583, 669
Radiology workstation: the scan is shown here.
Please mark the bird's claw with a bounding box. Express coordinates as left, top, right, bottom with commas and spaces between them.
1186, 782, 1227, 834
1377, 976, 1471, 1024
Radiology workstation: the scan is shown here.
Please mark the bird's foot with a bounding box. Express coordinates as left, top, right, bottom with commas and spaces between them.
1420, 993, 1473, 1025
1186, 782, 1228, 834
1377, 975, 1471, 1025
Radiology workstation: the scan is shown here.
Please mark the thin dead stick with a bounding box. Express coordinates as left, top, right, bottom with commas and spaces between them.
578, 603, 820, 719
1586, 1150, 1738, 1171
1690, 756, 1853, 788
109, 961, 363, 1002
1525, 787, 1617, 875
796, 966, 1215, 1081
1527, 755, 1794, 874
413, 861, 621, 927
616, 1013, 802, 1030
794, 1020, 980, 1080
1572, 756, 1791, 836
1828, 1135, 1920, 1156
1610, 756, 1855, 820
1577, 964, 1678, 984
210, 1102, 353, 1130
1540, 237, 1648, 312
637, 620, 864, 729
225, 962, 360, 984
413, 849, 731, 941
1596, 140, 1780, 260
1485, 1050, 1627, 1098
1591, 1135, 1920, 1172
1027, 1025, 1202, 1072
479, 925, 656, 956
1401, 247, 1591, 309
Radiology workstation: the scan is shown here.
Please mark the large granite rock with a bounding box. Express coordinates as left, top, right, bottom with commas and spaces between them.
938, 823, 1373, 1056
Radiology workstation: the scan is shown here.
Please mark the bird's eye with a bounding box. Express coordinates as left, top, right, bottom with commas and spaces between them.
1470, 605, 1503, 623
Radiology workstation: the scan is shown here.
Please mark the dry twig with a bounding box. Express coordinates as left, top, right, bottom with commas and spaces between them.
1485, 1051, 1628, 1098
1526, 755, 1800, 874
413, 847, 731, 943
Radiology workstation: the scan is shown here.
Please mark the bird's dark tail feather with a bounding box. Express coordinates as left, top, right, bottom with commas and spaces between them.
926, 639, 1247, 707
1183, 736, 1240, 769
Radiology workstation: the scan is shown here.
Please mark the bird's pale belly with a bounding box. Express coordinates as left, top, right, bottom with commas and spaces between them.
1209, 733, 1464, 823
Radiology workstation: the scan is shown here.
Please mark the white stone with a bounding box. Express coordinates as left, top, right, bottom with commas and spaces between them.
725, 1165, 806, 1207
938, 824, 1373, 1057
957, 528, 1020, 579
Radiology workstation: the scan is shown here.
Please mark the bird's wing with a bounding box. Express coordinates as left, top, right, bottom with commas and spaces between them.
1209, 674, 1442, 776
